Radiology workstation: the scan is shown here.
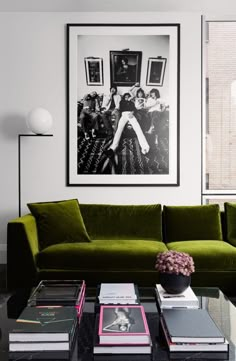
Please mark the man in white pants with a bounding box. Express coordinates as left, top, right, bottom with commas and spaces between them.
105, 93, 150, 157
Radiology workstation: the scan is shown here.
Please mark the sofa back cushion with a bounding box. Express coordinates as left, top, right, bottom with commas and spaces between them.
224, 202, 236, 246
79, 204, 162, 241
28, 199, 91, 250
163, 204, 223, 243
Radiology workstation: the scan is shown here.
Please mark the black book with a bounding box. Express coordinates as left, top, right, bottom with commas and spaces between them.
9, 350, 71, 360
27, 280, 85, 306
9, 305, 77, 343
168, 351, 229, 360
162, 308, 225, 343
160, 317, 229, 352
94, 354, 152, 361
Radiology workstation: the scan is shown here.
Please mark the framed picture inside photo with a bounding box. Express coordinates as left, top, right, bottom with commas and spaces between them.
84, 57, 103, 86
146, 57, 167, 86
67, 23, 180, 186
110, 51, 142, 87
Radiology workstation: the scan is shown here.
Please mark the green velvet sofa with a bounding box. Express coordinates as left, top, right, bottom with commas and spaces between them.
7, 201, 236, 295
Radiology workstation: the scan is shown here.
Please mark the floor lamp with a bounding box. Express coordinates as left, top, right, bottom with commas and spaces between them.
18, 108, 53, 217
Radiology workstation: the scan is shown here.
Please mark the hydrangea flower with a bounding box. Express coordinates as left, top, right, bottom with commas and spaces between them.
155, 250, 195, 276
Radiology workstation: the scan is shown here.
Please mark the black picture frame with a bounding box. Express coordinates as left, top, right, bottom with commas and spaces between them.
67, 23, 180, 186
84, 57, 103, 86
146, 57, 167, 86
110, 51, 142, 87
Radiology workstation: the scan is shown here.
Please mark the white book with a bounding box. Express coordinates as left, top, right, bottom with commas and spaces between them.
9, 342, 70, 352
99, 299, 138, 305
99, 283, 138, 304
93, 344, 152, 354
155, 284, 199, 309
99, 283, 136, 297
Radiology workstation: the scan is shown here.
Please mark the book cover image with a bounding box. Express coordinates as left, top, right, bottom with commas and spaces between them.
99, 305, 149, 335
9, 306, 78, 342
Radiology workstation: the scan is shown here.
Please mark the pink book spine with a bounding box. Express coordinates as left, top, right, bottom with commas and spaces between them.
75, 285, 86, 314
75, 280, 85, 305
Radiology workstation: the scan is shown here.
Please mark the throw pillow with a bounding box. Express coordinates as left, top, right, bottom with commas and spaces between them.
224, 202, 236, 246
163, 204, 223, 243
27, 199, 91, 250
79, 204, 162, 241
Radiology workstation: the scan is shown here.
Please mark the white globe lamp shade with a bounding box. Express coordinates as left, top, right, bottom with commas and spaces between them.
26, 107, 53, 134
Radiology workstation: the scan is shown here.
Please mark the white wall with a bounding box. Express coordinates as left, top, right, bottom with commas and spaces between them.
0, 12, 202, 263
1, 0, 236, 14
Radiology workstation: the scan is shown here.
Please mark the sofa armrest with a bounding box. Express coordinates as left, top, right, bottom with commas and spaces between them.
7, 214, 39, 289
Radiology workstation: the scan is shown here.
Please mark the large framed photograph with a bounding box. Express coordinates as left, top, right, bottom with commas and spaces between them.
67, 23, 180, 186
84, 57, 103, 86
110, 51, 142, 87
146, 57, 167, 86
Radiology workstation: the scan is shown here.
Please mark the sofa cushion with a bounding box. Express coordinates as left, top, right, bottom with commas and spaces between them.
163, 204, 223, 243
27, 199, 91, 250
79, 204, 162, 241
224, 202, 236, 246
167, 240, 236, 271
36, 239, 168, 270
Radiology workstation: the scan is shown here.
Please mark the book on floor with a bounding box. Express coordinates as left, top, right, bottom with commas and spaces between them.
98, 305, 151, 345
155, 284, 199, 309
27, 279, 86, 307
160, 317, 229, 352
9, 305, 77, 343
93, 314, 152, 354
161, 308, 225, 343
98, 283, 139, 304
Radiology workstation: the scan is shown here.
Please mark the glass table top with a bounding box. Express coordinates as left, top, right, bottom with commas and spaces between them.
0, 286, 235, 361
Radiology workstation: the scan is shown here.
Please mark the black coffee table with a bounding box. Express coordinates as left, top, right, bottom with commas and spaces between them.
0, 287, 235, 361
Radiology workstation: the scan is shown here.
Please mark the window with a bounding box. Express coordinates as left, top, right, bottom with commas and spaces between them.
203, 20, 236, 204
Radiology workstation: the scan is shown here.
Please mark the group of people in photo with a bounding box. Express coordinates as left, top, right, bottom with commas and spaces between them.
78, 83, 168, 163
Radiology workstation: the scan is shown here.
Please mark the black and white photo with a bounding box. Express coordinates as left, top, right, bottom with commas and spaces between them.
98, 305, 150, 342
67, 24, 180, 186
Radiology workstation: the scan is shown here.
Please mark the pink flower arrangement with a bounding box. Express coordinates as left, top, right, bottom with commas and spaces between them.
155, 250, 195, 277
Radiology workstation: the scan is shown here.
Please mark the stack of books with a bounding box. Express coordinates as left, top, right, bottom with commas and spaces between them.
9, 305, 78, 359
160, 308, 229, 353
155, 284, 199, 310
95, 283, 140, 314
93, 283, 152, 359
93, 304, 152, 359
9, 279, 86, 359
98, 283, 140, 305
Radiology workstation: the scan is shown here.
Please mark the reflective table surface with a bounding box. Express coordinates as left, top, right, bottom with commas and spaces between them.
0, 287, 235, 361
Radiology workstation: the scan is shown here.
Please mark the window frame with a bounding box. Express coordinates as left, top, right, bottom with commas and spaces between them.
202, 15, 236, 201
